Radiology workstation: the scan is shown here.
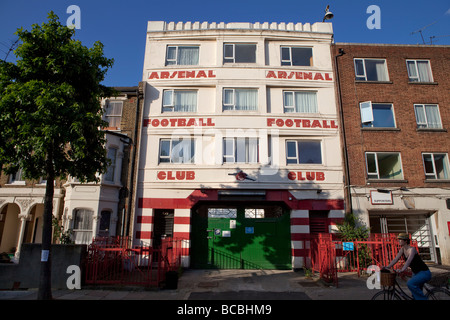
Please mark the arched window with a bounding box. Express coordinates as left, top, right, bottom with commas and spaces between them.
73, 208, 93, 244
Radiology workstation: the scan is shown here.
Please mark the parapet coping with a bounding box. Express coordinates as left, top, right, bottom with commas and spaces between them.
147, 21, 333, 34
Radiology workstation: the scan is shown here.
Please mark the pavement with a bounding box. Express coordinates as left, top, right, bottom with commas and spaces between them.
0, 269, 404, 301
0, 266, 448, 301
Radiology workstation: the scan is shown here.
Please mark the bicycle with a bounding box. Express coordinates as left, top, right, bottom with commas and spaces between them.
371, 270, 450, 300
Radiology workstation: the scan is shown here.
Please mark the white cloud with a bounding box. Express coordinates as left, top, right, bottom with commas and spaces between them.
446, 8, 450, 15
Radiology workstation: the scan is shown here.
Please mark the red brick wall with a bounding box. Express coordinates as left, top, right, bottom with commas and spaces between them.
333, 44, 450, 188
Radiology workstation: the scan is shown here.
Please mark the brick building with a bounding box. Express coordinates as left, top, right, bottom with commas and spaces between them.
333, 43, 450, 265
0, 86, 143, 259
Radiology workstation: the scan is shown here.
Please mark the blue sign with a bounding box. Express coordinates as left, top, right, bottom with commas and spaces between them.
245, 227, 254, 234
343, 242, 354, 251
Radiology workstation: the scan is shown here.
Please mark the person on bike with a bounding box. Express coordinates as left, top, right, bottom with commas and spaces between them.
384, 233, 431, 300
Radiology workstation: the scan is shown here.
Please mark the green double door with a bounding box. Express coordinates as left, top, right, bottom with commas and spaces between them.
191, 205, 291, 270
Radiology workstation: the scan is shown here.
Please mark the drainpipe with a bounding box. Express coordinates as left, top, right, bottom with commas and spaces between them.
334, 47, 353, 215
124, 85, 142, 237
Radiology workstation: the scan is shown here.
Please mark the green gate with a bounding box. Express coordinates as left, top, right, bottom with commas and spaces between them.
191, 204, 291, 269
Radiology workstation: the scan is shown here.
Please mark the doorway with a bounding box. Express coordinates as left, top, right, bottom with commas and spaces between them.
152, 209, 174, 248
190, 203, 291, 269
369, 212, 437, 262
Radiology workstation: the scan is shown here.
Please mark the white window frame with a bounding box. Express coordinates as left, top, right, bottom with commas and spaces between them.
280, 46, 313, 66
283, 91, 318, 113
159, 138, 195, 164
354, 58, 389, 81
360, 101, 374, 123
72, 208, 94, 245
286, 140, 322, 165
406, 60, 433, 82
223, 137, 259, 164
104, 100, 123, 129
223, 43, 257, 63
222, 88, 258, 111
165, 46, 199, 66
365, 152, 403, 180
360, 102, 396, 127
414, 104, 442, 129
162, 89, 198, 113
422, 153, 449, 180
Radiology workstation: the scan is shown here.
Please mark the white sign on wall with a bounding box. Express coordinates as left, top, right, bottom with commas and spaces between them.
370, 190, 393, 205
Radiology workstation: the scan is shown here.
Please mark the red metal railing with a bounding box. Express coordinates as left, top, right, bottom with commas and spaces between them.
84, 236, 183, 287
298, 233, 418, 287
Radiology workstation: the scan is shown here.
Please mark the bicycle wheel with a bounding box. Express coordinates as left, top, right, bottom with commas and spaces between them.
371, 289, 402, 300
426, 288, 450, 300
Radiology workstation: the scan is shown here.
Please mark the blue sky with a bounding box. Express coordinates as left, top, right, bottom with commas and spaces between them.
1, 0, 449, 87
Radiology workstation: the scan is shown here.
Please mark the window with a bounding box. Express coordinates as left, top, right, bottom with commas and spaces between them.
423, 153, 449, 180
104, 148, 117, 182
360, 102, 396, 128
104, 101, 123, 129
366, 152, 403, 180
223, 138, 259, 164
73, 209, 93, 244
8, 168, 25, 184
159, 138, 195, 164
223, 43, 256, 63
283, 91, 318, 113
245, 208, 265, 219
354, 59, 389, 81
163, 90, 197, 112
99, 210, 111, 237
208, 208, 237, 218
406, 60, 433, 82
165, 46, 199, 66
223, 88, 257, 111
281, 47, 313, 66
286, 140, 322, 165
414, 104, 442, 129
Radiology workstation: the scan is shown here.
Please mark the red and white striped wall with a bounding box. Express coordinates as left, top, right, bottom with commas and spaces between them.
134, 189, 344, 269
290, 209, 345, 269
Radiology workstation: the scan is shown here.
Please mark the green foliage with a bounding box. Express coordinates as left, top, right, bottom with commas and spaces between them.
337, 213, 372, 271
336, 212, 370, 241
52, 217, 73, 244
0, 11, 115, 182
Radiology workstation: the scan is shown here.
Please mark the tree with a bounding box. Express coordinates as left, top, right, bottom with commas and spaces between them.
336, 213, 370, 241
0, 12, 114, 299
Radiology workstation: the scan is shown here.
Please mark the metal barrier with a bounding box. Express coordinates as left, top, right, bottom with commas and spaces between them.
334, 233, 418, 274
84, 236, 183, 287
299, 233, 418, 287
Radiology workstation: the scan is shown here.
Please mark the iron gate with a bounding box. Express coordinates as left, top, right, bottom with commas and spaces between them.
84, 236, 183, 287
300, 233, 419, 287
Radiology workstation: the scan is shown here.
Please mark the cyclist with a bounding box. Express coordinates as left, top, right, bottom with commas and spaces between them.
384, 233, 431, 300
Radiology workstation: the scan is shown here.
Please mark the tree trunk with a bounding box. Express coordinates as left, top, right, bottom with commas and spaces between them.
37, 155, 55, 300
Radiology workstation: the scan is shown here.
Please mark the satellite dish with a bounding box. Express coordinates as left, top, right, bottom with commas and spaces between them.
323, 5, 334, 22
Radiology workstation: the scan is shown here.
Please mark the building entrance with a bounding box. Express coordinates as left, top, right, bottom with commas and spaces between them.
190, 203, 291, 269
369, 211, 437, 263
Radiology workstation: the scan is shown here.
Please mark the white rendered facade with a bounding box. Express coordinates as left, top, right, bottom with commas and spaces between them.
135, 21, 345, 269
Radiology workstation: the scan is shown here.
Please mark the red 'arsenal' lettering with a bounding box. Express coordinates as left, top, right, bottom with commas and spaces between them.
148, 70, 216, 80
266, 71, 332, 81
